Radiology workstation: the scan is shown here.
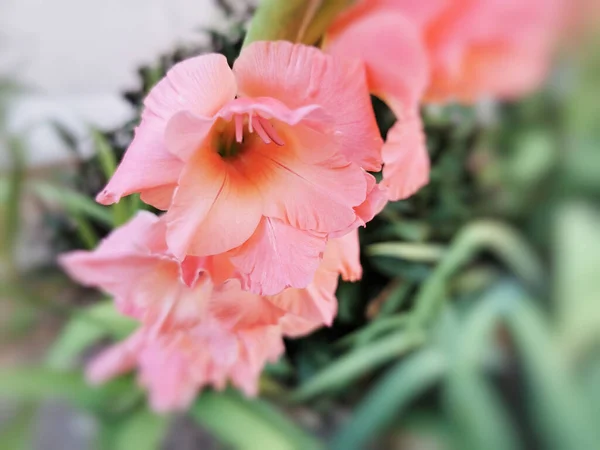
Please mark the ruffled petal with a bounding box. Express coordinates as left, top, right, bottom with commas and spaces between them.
325, 9, 429, 116
381, 116, 430, 201
322, 229, 363, 282
227, 217, 327, 296
274, 266, 340, 338
234, 41, 382, 171
209, 279, 286, 330
97, 54, 236, 206
164, 151, 262, 259
95, 124, 184, 207
145, 54, 237, 119
86, 330, 146, 384
249, 124, 368, 233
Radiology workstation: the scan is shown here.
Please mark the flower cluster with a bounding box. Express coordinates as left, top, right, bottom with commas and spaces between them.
60, 0, 562, 411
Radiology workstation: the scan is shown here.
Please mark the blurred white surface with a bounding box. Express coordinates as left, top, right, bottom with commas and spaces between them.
0, 0, 229, 168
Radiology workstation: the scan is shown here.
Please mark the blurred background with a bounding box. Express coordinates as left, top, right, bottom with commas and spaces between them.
1, 0, 599, 449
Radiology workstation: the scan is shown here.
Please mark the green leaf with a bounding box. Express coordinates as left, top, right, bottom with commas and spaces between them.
92, 130, 129, 226
336, 314, 410, 348
505, 299, 600, 450
1, 137, 25, 273
554, 202, 600, 360
367, 242, 446, 263
0, 368, 140, 413
445, 284, 521, 450
111, 410, 170, 450
31, 182, 113, 227
72, 213, 99, 249
293, 329, 425, 401
92, 130, 117, 180
331, 349, 445, 450
191, 390, 321, 450
0, 403, 36, 450
410, 220, 544, 327
243, 0, 352, 47
47, 301, 136, 370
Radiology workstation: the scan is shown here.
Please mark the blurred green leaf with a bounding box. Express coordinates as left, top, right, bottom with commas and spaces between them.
47, 301, 136, 370
0, 369, 140, 413
1, 137, 25, 273
72, 213, 99, 249
191, 390, 321, 450
445, 284, 520, 450
293, 329, 425, 401
244, 0, 352, 47
0, 404, 35, 450
31, 182, 113, 227
368, 242, 446, 263
91, 130, 129, 226
554, 202, 600, 360
336, 314, 410, 348
110, 409, 170, 450
411, 221, 544, 327
331, 349, 445, 450
376, 280, 414, 317
505, 297, 600, 450
92, 130, 117, 181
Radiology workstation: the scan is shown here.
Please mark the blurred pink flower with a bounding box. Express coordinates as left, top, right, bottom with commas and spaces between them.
331, 0, 563, 104
86, 319, 285, 412
324, 1, 431, 201
96, 41, 383, 295
60, 212, 366, 410
324, 0, 563, 200
59, 211, 225, 331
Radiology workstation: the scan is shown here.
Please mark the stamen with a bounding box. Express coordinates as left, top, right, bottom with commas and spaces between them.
235, 114, 244, 143
248, 110, 254, 133
258, 117, 284, 146
252, 116, 272, 144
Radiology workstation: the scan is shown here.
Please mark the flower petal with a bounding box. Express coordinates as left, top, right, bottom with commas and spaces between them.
382, 116, 430, 201
97, 54, 236, 206
322, 229, 363, 282
86, 330, 146, 384
273, 267, 340, 338
164, 151, 262, 259
250, 124, 368, 233
228, 217, 327, 296
234, 41, 382, 171
325, 9, 429, 117
209, 279, 286, 330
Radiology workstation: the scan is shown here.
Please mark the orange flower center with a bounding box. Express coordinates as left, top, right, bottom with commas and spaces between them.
217, 113, 284, 159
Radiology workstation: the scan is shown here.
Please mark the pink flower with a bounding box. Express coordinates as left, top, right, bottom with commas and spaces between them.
86, 321, 285, 412
324, 1, 431, 201
328, 0, 562, 104
324, 0, 563, 201
96, 41, 383, 295
59, 211, 222, 331
60, 212, 366, 411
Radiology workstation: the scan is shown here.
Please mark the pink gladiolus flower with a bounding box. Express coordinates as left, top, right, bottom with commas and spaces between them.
329, 0, 563, 104
324, 0, 563, 201
96, 41, 383, 295
86, 317, 286, 412
60, 212, 366, 411
324, 1, 431, 202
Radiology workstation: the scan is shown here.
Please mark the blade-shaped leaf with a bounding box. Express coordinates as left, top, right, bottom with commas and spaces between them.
31, 182, 113, 227
293, 329, 425, 401
191, 390, 321, 450
411, 221, 544, 327
445, 283, 521, 450
331, 349, 445, 450
243, 0, 352, 46
47, 301, 136, 370
505, 299, 600, 450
